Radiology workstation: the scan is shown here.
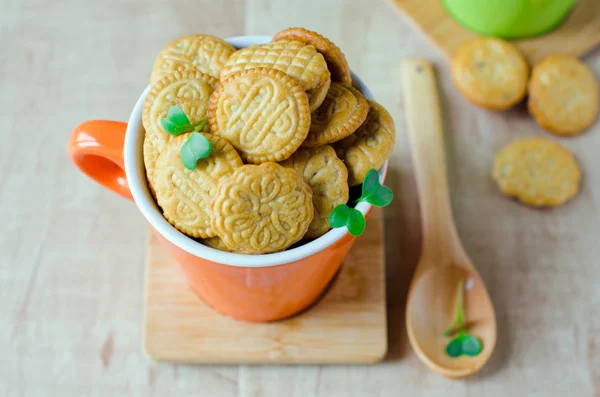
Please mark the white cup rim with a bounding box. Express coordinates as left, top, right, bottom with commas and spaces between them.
123, 35, 388, 268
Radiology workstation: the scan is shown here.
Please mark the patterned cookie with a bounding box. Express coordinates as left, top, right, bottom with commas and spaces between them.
307, 75, 331, 112
451, 37, 528, 110
208, 68, 311, 164
220, 41, 330, 92
528, 55, 599, 136
333, 99, 395, 186
492, 137, 581, 207
273, 27, 352, 85
211, 163, 314, 254
142, 70, 217, 187
150, 34, 236, 85
280, 145, 349, 238
303, 83, 368, 147
200, 236, 233, 252
153, 133, 243, 238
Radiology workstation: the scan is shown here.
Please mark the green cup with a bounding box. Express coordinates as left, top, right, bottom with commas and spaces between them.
442, 0, 577, 39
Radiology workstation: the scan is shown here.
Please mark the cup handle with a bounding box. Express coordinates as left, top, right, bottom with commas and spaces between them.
68, 120, 133, 200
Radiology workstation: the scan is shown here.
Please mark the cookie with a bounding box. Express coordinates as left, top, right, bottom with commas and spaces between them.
200, 236, 233, 252
153, 132, 243, 238
492, 137, 581, 207
150, 34, 236, 85
333, 99, 395, 186
273, 27, 352, 85
451, 37, 528, 110
528, 55, 599, 136
211, 162, 314, 254
307, 75, 331, 112
220, 41, 330, 92
142, 70, 217, 187
303, 83, 368, 147
280, 145, 349, 238
208, 68, 311, 164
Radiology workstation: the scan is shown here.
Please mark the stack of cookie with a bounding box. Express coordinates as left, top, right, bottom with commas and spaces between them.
141, 29, 396, 254
451, 37, 598, 208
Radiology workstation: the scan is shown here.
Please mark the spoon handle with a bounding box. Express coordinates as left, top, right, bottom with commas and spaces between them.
401, 59, 460, 258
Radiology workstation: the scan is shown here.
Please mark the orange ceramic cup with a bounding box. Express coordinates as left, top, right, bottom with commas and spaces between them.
68, 36, 389, 322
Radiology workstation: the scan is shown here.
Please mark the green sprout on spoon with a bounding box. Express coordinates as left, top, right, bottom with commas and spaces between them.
444, 279, 483, 357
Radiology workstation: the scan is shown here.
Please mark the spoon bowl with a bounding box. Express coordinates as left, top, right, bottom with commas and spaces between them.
406, 264, 496, 377
402, 59, 497, 378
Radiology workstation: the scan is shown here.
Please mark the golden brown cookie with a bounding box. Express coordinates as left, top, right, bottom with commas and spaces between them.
142, 70, 217, 187
528, 55, 599, 136
153, 133, 243, 238
492, 137, 581, 207
307, 75, 331, 112
280, 145, 349, 238
303, 83, 368, 147
220, 41, 330, 92
211, 163, 314, 254
200, 236, 233, 252
273, 27, 352, 85
150, 34, 236, 85
333, 99, 395, 186
451, 37, 528, 110
208, 68, 311, 164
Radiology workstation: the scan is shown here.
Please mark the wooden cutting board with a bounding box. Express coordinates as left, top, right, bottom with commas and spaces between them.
387, 0, 600, 64
143, 208, 387, 364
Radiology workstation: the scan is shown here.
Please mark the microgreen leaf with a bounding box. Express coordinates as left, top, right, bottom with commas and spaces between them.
461, 335, 483, 356
362, 168, 380, 196
180, 132, 211, 170
329, 204, 351, 228
354, 168, 394, 208
160, 106, 207, 136
167, 106, 191, 127
328, 204, 366, 236
347, 207, 366, 236
445, 336, 464, 358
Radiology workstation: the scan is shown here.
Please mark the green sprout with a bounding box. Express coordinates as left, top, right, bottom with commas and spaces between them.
328, 168, 393, 236
444, 280, 483, 357
160, 106, 208, 136
180, 132, 212, 170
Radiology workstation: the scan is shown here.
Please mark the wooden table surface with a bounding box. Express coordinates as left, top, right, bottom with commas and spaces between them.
2, 0, 599, 396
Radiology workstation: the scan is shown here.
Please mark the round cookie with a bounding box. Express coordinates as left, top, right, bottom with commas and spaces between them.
451, 37, 528, 110
208, 68, 311, 164
220, 41, 330, 93
307, 75, 331, 112
200, 236, 233, 252
492, 137, 581, 207
153, 132, 243, 238
280, 145, 349, 238
142, 70, 217, 188
528, 55, 599, 136
333, 99, 395, 186
150, 34, 236, 85
303, 83, 369, 147
211, 163, 314, 254
273, 27, 352, 85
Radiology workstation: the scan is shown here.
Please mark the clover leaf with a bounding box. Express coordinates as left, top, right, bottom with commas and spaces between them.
160, 106, 208, 136
445, 280, 483, 358
180, 132, 211, 170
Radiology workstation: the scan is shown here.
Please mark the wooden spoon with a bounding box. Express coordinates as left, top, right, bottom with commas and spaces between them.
402, 59, 497, 378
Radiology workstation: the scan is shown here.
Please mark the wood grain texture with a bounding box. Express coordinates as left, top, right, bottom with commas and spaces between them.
1, 0, 600, 395
144, 209, 386, 364
388, 0, 600, 63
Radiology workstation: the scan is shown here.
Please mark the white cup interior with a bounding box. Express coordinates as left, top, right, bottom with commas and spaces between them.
123, 35, 388, 267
